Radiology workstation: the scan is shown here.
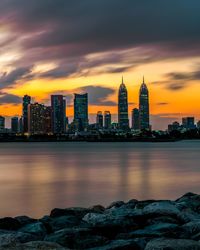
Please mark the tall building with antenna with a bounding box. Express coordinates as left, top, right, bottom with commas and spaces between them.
118, 77, 129, 130
139, 77, 150, 130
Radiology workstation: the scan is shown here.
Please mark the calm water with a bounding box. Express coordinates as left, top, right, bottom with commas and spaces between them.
0, 141, 199, 217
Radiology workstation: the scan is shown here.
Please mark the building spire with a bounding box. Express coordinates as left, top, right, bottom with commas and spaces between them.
122, 76, 124, 84
143, 76, 145, 84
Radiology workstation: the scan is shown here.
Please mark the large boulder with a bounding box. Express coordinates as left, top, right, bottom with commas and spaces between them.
182, 220, 200, 235
145, 238, 200, 250
0, 217, 21, 230
143, 201, 180, 217
82, 212, 139, 238
19, 222, 47, 239
176, 193, 200, 213
106, 201, 125, 209
45, 215, 80, 232
89, 239, 141, 250
50, 207, 90, 218
15, 216, 37, 227
44, 227, 92, 248
22, 241, 67, 250
0, 233, 20, 247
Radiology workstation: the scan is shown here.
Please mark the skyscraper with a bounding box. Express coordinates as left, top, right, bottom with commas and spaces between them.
132, 108, 140, 130
11, 117, 19, 133
23, 95, 31, 133
182, 117, 196, 129
139, 77, 150, 130
104, 111, 111, 129
96, 111, 103, 128
0, 116, 5, 132
74, 93, 88, 131
28, 104, 52, 135
118, 77, 129, 130
51, 95, 66, 134
28, 103, 45, 134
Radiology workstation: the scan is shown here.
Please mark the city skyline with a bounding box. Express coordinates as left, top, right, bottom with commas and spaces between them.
1, 75, 200, 131
0, 1, 200, 130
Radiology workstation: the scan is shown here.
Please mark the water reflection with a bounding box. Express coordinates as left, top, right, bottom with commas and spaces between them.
0, 141, 200, 217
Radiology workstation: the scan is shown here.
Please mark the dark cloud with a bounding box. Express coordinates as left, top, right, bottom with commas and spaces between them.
79, 85, 116, 106
156, 102, 169, 106
0, 92, 21, 105
0, 0, 200, 77
0, 67, 33, 87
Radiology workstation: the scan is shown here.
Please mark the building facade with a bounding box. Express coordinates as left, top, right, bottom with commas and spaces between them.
118, 77, 129, 130
132, 108, 140, 130
182, 117, 196, 130
139, 77, 150, 130
74, 93, 88, 131
96, 111, 103, 128
23, 95, 31, 133
28, 103, 45, 134
11, 117, 19, 133
0, 116, 5, 132
104, 111, 111, 129
51, 95, 66, 134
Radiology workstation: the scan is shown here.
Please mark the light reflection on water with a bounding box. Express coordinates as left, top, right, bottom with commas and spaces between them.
0, 141, 199, 217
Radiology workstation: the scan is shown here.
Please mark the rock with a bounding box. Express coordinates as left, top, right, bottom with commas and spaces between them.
106, 201, 125, 209
125, 199, 138, 209
73, 235, 108, 249
145, 238, 200, 250
90, 205, 106, 213
182, 220, 200, 235
147, 215, 180, 225
50, 207, 90, 218
82, 212, 139, 238
135, 200, 158, 209
0, 217, 21, 230
89, 239, 141, 250
48, 215, 80, 232
143, 201, 180, 217
19, 222, 47, 239
0, 233, 20, 247
44, 227, 92, 248
15, 216, 37, 227
22, 241, 67, 249
176, 193, 200, 213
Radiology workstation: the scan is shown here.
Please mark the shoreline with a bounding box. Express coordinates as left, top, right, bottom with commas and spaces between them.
1, 193, 200, 249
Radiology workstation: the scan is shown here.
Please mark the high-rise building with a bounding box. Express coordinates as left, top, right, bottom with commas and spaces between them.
139, 77, 150, 130
43, 106, 52, 134
96, 111, 103, 128
182, 117, 196, 129
23, 95, 31, 133
132, 108, 140, 130
19, 117, 23, 133
28, 104, 52, 135
28, 103, 45, 134
51, 95, 66, 134
0, 116, 5, 131
11, 117, 18, 133
168, 121, 181, 132
197, 120, 200, 129
118, 77, 129, 130
104, 111, 111, 129
74, 93, 88, 131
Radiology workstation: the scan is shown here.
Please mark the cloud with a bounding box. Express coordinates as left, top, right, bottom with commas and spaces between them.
0, 66, 33, 88
156, 102, 169, 106
79, 85, 116, 106
0, 0, 199, 83
0, 92, 21, 105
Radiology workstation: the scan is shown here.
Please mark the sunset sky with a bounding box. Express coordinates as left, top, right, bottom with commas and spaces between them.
0, 1, 200, 129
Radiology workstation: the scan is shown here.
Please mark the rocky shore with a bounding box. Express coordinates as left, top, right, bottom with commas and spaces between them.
1, 193, 200, 249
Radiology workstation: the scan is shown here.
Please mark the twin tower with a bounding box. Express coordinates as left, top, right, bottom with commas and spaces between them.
118, 77, 150, 130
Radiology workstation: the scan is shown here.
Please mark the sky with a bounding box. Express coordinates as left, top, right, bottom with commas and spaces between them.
0, 0, 200, 130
